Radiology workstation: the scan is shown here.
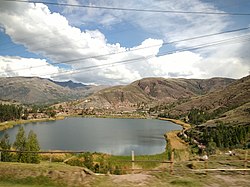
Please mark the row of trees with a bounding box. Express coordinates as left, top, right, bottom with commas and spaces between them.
158, 107, 238, 126
0, 126, 40, 163
0, 103, 59, 122
201, 123, 250, 149
187, 108, 209, 125
0, 104, 23, 122
187, 107, 239, 126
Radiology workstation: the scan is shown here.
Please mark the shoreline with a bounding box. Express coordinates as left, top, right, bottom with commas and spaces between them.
0, 115, 191, 158
158, 117, 191, 155
0, 114, 148, 132
158, 117, 191, 130
0, 115, 190, 132
0, 116, 65, 131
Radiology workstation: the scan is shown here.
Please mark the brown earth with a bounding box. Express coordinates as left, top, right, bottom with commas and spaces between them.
170, 75, 250, 116
75, 77, 234, 111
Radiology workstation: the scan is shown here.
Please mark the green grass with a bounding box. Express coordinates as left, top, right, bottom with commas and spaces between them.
170, 179, 201, 187
89, 151, 169, 174
0, 175, 63, 187
1, 154, 249, 187
64, 151, 170, 175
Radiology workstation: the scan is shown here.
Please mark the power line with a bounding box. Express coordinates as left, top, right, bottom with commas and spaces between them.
1, 26, 249, 52
2, 33, 250, 77
4, 0, 250, 16
0, 24, 135, 48
1, 26, 249, 74
42, 36, 250, 78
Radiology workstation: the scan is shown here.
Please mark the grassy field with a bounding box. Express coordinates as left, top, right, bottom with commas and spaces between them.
0, 149, 249, 187
0, 161, 249, 187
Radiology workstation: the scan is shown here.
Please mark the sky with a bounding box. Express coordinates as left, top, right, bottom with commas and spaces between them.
0, 0, 250, 85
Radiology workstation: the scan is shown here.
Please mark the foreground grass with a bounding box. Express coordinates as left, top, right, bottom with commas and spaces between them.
0, 175, 61, 187
1, 149, 249, 187
0, 162, 87, 187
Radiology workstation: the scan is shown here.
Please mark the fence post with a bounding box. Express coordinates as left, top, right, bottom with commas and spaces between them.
170, 149, 174, 175
132, 150, 135, 174
204, 159, 208, 174
50, 153, 52, 163
244, 150, 248, 175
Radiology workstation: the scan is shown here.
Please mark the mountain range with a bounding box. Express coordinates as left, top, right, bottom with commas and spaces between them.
0, 75, 249, 126
74, 77, 235, 111
0, 77, 105, 105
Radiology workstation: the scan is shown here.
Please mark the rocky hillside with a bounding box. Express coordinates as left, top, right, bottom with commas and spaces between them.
132, 77, 234, 100
168, 75, 250, 116
0, 77, 104, 104
74, 77, 234, 111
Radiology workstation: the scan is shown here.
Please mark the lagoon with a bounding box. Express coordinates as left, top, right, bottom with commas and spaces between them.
0, 117, 182, 155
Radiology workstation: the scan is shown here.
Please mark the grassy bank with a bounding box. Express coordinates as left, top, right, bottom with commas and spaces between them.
158, 117, 191, 130
157, 118, 192, 160
0, 116, 65, 131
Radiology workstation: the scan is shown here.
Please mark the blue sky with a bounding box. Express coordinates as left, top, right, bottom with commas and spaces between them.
0, 0, 249, 85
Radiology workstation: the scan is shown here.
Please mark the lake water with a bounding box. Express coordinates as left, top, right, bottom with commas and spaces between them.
0, 117, 182, 155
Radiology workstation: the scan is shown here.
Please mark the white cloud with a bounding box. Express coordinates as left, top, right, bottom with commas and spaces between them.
0, 0, 249, 85
59, 0, 250, 79
0, 56, 62, 78
149, 51, 205, 78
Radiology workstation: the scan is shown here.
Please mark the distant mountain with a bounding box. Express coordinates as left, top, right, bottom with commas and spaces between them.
0, 77, 104, 104
74, 77, 235, 111
51, 80, 87, 89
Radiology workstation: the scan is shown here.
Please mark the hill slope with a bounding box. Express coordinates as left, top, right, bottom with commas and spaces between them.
74, 77, 234, 111
132, 77, 234, 100
169, 75, 250, 116
203, 102, 250, 126
0, 77, 103, 104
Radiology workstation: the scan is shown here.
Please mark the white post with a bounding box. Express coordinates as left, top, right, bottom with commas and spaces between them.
244, 150, 248, 175
50, 153, 52, 163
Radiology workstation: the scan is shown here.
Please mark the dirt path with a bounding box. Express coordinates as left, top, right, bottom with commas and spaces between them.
111, 173, 152, 186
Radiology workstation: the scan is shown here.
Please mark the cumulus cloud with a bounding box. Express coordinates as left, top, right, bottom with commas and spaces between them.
0, 0, 249, 85
0, 56, 62, 78
59, 0, 250, 78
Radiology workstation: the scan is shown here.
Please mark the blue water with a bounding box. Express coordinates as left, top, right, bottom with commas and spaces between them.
0, 117, 182, 155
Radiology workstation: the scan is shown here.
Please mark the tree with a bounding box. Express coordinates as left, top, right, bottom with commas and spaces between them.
0, 104, 23, 122
206, 140, 217, 155
0, 133, 12, 162
13, 126, 27, 162
26, 130, 40, 163
45, 108, 56, 118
